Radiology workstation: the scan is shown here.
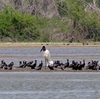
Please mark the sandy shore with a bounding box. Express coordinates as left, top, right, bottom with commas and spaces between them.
0, 42, 100, 48
0, 66, 99, 72
0, 42, 99, 72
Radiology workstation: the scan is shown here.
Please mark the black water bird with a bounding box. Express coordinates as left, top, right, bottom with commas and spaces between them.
18, 60, 27, 68
3, 62, 8, 70
0, 60, 5, 69
64, 59, 69, 69
48, 61, 54, 70
36, 61, 43, 70
8, 62, 14, 70
53, 60, 64, 70
86, 60, 98, 70
30, 60, 37, 69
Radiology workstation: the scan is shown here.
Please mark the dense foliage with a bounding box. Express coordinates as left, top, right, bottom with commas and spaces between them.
0, 6, 47, 42
57, 0, 100, 42
0, 5, 67, 42
0, 0, 100, 42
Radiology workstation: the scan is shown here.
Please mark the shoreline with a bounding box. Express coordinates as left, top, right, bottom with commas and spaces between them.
0, 42, 99, 72
0, 42, 100, 48
0, 66, 99, 72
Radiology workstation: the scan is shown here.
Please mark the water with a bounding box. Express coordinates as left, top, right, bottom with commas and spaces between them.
0, 46, 100, 99
0, 72, 100, 99
0, 46, 100, 66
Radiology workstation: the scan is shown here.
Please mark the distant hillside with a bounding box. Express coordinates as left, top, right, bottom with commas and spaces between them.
0, 0, 59, 18
0, 0, 100, 42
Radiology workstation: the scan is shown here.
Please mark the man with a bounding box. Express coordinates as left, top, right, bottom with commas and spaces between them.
40, 46, 51, 68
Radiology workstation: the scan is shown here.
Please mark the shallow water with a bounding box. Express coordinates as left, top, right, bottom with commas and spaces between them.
0, 72, 100, 99
0, 46, 100, 66
0, 46, 100, 99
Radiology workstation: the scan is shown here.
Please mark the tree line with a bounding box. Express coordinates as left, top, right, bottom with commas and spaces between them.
0, 0, 100, 42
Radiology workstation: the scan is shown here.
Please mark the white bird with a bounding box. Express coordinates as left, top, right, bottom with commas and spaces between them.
40, 46, 51, 68
97, 61, 100, 69
97, 61, 100, 66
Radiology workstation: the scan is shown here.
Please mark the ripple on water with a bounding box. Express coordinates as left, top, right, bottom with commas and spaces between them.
0, 46, 100, 66
0, 72, 100, 99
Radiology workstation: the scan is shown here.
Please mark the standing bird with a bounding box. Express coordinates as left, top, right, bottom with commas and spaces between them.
40, 46, 50, 69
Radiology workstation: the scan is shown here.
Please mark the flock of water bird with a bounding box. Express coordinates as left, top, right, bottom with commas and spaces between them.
0, 59, 100, 71
0, 46, 100, 71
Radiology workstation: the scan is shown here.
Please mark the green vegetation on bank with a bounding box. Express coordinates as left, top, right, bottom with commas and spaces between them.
56, 0, 100, 42
0, 6, 68, 42
0, 6, 46, 42
0, 0, 100, 42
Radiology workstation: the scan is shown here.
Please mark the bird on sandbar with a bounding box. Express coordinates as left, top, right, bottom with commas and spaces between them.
40, 46, 51, 69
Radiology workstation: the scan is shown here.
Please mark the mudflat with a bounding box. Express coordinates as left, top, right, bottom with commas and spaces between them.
0, 42, 99, 72
0, 66, 99, 72
0, 42, 100, 48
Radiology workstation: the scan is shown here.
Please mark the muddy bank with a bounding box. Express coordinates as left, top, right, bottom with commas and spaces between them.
0, 42, 100, 48
0, 42, 100, 70
0, 66, 99, 72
